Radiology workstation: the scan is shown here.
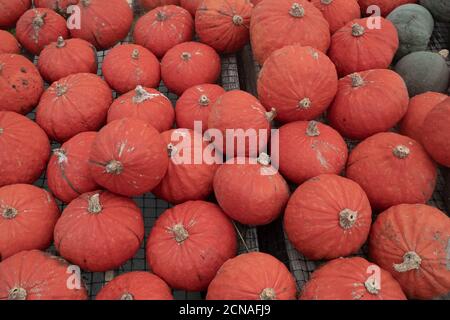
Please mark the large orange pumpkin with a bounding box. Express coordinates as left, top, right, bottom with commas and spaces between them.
346, 132, 437, 210
133, 5, 194, 59
96, 272, 174, 300
180, 0, 202, 16
107, 86, 174, 133
328, 17, 399, 76
0, 112, 50, 187
0, 184, 60, 261
89, 118, 169, 196
147, 201, 237, 291
257, 45, 338, 123
250, 0, 330, 65
46, 131, 99, 203
358, 0, 417, 17
139, 0, 179, 10
0, 250, 88, 300
310, 0, 361, 34
0, 31, 20, 54
369, 204, 450, 299
206, 252, 297, 300
195, 0, 253, 54
328, 69, 409, 140
284, 174, 371, 260
36, 73, 112, 142
300, 257, 406, 300
278, 121, 348, 185
54, 191, 144, 272
0, 54, 44, 114
0, 0, 31, 29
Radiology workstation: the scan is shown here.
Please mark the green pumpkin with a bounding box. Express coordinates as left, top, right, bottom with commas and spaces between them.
420, 0, 450, 22
395, 50, 449, 97
387, 4, 434, 60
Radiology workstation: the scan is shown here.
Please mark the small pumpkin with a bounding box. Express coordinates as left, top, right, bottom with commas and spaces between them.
310, 0, 361, 34
346, 132, 437, 210
96, 272, 174, 300
54, 191, 144, 272
16, 8, 69, 55
284, 174, 371, 260
369, 204, 450, 299
358, 0, 418, 17
329, 17, 399, 76
257, 45, 338, 123
0, 184, 60, 261
34, 0, 78, 15
419, 0, 450, 22
195, 0, 252, 54
180, 0, 203, 16
328, 69, 409, 140
300, 257, 407, 300
399, 92, 448, 142
89, 118, 169, 197
70, 0, 133, 50
139, 0, 180, 10
0, 111, 50, 187
0, 0, 31, 29
0, 31, 21, 54
161, 41, 221, 96
0, 53, 44, 114
0, 250, 88, 300
133, 5, 194, 59
214, 154, 290, 225
107, 86, 174, 133
36, 73, 113, 142
206, 252, 297, 300
147, 201, 237, 291
278, 121, 348, 185
175, 84, 225, 132
46, 131, 99, 203
152, 129, 219, 204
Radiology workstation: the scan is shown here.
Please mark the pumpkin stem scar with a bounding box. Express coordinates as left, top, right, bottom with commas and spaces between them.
131, 48, 140, 60
320, 0, 333, 5
171, 224, 189, 243
167, 143, 178, 157
306, 120, 320, 137
198, 94, 210, 106
350, 73, 365, 87
289, 3, 305, 18
265, 108, 277, 121
87, 193, 102, 214
2, 206, 18, 219
81, 0, 91, 7
393, 251, 422, 272
339, 208, 358, 229
393, 145, 410, 159
0, 127, 3, 135
105, 159, 123, 175
257, 152, 271, 166
260, 288, 276, 300
232, 15, 244, 25
298, 97, 311, 109
181, 52, 192, 61
364, 277, 380, 295
133, 85, 158, 103
120, 292, 134, 300
32, 12, 47, 29
156, 11, 167, 21
56, 36, 66, 48
8, 287, 27, 300
352, 23, 365, 37
55, 83, 68, 96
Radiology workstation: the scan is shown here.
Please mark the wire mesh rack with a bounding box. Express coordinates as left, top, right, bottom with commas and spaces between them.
23, 0, 258, 300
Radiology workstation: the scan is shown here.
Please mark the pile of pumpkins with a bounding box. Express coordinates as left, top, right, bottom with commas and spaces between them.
0, 0, 449, 301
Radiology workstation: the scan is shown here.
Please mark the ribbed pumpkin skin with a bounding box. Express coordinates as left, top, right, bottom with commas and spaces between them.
54, 191, 144, 272
180, 0, 202, 16
102, 44, 160, 94
207, 252, 297, 300
153, 129, 219, 204
359, 0, 417, 16
278, 121, 348, 185
0, 112, 50, 187
96, 272, 174, 300
139, 0, 179, 10
250, 0, 330, 65
310, 0, 361, 34
69, 0, 133, 50
400, 92, 448, 142
16, 8, 68, 55
0, 0, 31, 28
257, 45, 338, 123
175, 84, 225, 132
0, 54, 44, 114
133, 5, 194, 59
214, 157, 290, 226
107, 86, 174, 133
328, 69, 409, 140
46, 132, 99, 203
420, 0, 450, 22
420, 98, 450, 167
34, 0, 78, 15
195, 0, 252, 54
0, 250, 88, 300
285, 174, 371, 260
38, 38, 97, 83
346, 132, 437, 210
89, 118, 169, 197
369, 204, 450, 299
329, 17, 399, 76
300, 257, 407, 300
147, 201, 237, 291
0, 184, 60, 260
161, 42, 221, 96
36, 73, 113, 142
0, 31, 20, 54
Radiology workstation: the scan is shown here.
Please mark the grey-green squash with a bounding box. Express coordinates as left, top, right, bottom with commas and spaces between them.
394, 50, 449, 97
420, 0, 450, 22
387, 4, 434, 60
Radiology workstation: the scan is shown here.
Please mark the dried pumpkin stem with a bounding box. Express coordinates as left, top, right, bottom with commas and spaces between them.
232, 15, 244, 25
56, 36, 66, 48
171, 224, 189, 243
393, 145, 410, 159
364, 277, 380, 295
167, 143, 178, 158
156, 11, 167, 21
53, 148, 68, 163
393, 251, 422, 272
289, 3, 305, 18
306, 121, 320, 137
87, 193, 102, 214
181, 52, 191, 61
120, 293, 134, 300
55, 83, 68, 97
260, 288, 276, 300
198, 94, 210, 106
350, 73, 364, 87
339, 208, 358, 230
257, 152, 271, 166
298, 97, 311, 109
0, 127, 3, 135
352, 23, 365, 37
131, 48, 140, 60
81, 0, 91, 7
265, 108, 277, 122
2, 207, 18, 219
133, 85, 156, 103
32, 12, 47, 29
321, 0, 333, 4
8, 287, 27, 300
105, 160, 123, 175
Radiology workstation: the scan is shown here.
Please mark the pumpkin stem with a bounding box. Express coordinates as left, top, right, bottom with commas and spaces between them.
2, 207, 18, 219
181, 52, 191, 61
81, 0, 91, 7
364, 276, 380, 295
171, 224, 189, 243
320, 0, 333, 4
393, 251, 422, 273
156, 11, 167, 21
8, 287, 27, 300
259, 288, 276, 300
351, 23, 365, 37
131, 48, 140, 60
306, 121, 320, 137
55, 83, 68, 97
232, 15, 244, 25
339, 208, 358, 230
392, 145, 410, 159
350, 73, 364, 87
120, 292, 134, 300
438, 49, 449, 59
87, 193, 102, 214
167, 143, 178, 157
0, 127, 3, 135
257, 152, 271, 166
298, 97, 311, 109
53, 148, 68, 164
56, 36, 66, 48
198, 94, 210, 106
289, 3, 305, 18
105, 160, 123, 175
32, 11, 47, 29
265, 108, 277, 122
133, 85, 159, 104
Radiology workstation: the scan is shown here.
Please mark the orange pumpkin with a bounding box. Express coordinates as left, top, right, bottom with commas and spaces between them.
358, 0, 417, 17
310, 0, 361, 34
0, 31, 20, 54
180, 0, 202, 16
0, 0, 31, 29
138, 0, 180, 10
